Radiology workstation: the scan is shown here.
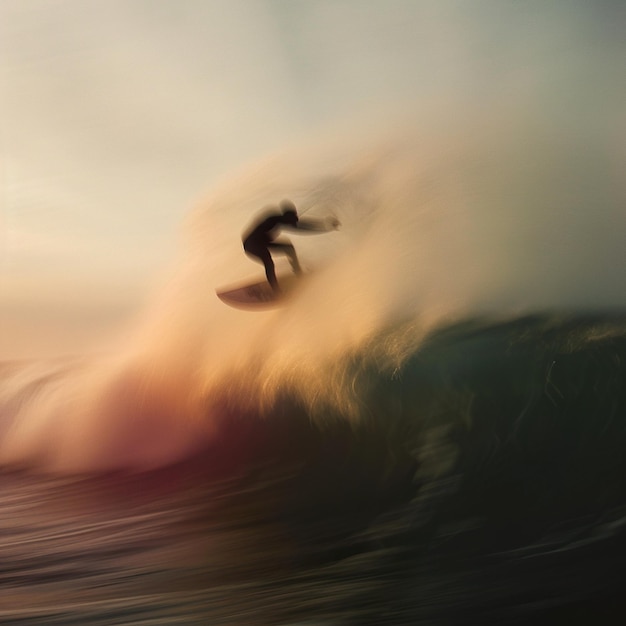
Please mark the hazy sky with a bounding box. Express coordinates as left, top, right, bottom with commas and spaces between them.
1, 0, 438, 294
1, 0, 624, 356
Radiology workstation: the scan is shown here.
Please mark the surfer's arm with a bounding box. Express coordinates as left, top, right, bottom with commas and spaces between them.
291, 217, 341, 233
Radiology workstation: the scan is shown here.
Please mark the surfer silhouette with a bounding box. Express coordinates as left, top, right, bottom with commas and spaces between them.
242, 200, 339, 292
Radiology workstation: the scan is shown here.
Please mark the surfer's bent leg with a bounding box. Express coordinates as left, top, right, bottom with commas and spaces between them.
262, 252, 279, 291
244, 240, 279, 291
269, 242, 302, 275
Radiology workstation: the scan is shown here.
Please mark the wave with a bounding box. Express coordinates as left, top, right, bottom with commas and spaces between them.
1, 93, 625, 473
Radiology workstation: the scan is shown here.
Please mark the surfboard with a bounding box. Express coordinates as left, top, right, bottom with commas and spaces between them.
216, 274, 303, 310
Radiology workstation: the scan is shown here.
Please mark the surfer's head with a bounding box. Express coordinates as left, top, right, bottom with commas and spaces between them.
280, 200, 298, 225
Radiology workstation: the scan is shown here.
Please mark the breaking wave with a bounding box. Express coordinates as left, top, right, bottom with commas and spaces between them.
1, 89, 625, 473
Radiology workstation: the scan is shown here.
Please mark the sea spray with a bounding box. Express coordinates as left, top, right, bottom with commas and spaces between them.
1, 94, 624, 471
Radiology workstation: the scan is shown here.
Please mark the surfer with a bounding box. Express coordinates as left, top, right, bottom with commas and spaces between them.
242, 200, 340, 292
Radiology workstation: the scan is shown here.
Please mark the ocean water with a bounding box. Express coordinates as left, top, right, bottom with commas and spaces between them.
3, 315, 626, 624
2, 101, 626, 623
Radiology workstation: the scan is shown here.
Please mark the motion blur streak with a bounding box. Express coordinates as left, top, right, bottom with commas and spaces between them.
1, 86, 624, 471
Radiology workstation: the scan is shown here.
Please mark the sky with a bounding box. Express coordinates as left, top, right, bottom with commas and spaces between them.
1, 0, 624, 357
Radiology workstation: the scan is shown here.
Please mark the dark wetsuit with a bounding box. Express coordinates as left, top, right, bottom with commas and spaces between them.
243, 213, 301, 291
